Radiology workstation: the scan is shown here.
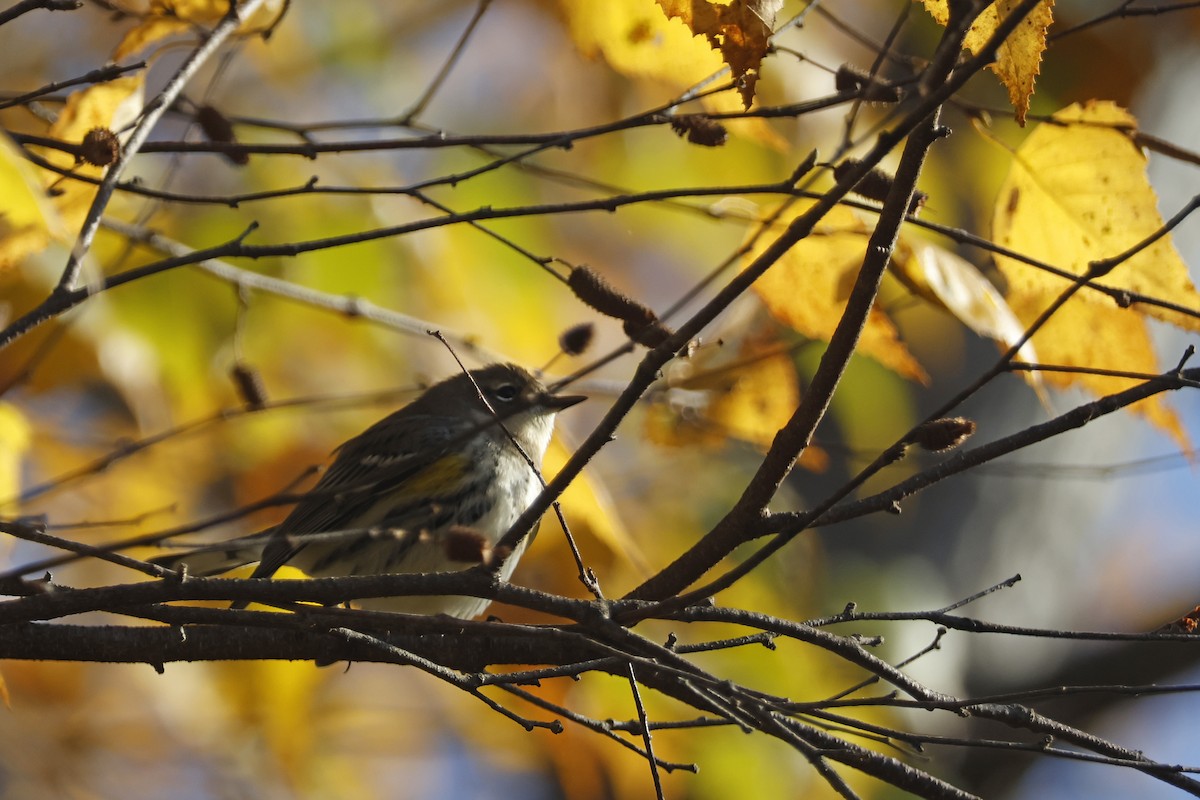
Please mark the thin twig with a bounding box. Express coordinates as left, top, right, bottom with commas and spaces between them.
628, 663, 667, 800
398, 0, 492, 123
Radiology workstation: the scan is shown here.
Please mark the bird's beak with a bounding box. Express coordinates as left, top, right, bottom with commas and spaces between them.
544, 392, 586, 411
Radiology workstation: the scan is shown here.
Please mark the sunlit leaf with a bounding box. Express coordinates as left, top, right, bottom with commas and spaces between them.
751, 203, 928, 382
642, 331, 830, 470
655, 0, 782, 108
558, 0, 786, 147
114, 0, 286, 59
918, 0, 1054, 124
562, 0, 723, 88
209, 661, 326, 773
0, 661, 85, 705
993, 100, 1200, 444
542, 436, 650, 578
0, 404, 32, 510
995, 101, 1200, 331
705, 349, 797, 448
0, 134, 65, 271
894, 240, 1048, 403
903, 243, 1031, 356
1006, 292, 1186, 444
113, 17, 192, 60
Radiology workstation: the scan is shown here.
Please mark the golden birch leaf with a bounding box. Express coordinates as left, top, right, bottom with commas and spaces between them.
152, 0, 229, 18
1006, 292, 1186, 445
559, 0, 786, 148
893, 240, 1048, 404
541, 436, 648, 576
906, 243, 1036, 359
113, 0, 285, 59
995, 101, 1200, 331
704, 349, 799, 450
917, 0, 1054, 124
643, 397, 723, 449
0, 133, 65, 271
562, 0, 725, 89
993, 101, 1198, 445
207, 661, 358, 794
0, 403, 32, 508
707, 352, 831, 472
751, 203, 927, 382
642, 339, 829, 470
655, 0, 782, 108
113, 17, 191, 60
642, 350, 798, 450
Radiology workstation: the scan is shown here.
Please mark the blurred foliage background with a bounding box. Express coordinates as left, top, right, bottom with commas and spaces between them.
1, 1, 1199, 798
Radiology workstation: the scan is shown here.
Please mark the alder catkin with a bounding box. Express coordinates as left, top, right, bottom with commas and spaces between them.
559, 322, 595, 356
196, 104, 249, 165
568, 267, 674, 348
669, 114, 729, 147
230, 363, 268, 410
908, 417, 976, 452
833, 159, 928, 215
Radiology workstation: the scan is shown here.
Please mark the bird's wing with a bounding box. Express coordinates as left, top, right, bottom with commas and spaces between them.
251, 413, 476, 579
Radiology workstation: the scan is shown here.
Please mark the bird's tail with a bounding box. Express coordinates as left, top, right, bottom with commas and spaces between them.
149, 531, 272, 576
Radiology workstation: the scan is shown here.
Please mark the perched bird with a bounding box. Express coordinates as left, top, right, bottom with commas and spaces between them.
154, 363, 584, 618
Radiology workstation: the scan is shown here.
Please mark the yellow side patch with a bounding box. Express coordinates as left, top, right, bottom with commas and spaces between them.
397, 454, 471, 498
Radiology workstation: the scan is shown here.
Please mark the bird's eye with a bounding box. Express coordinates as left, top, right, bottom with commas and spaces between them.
492, 383, 520, 402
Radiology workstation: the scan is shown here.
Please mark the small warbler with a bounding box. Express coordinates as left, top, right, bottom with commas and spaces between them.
154, 363, 584, 618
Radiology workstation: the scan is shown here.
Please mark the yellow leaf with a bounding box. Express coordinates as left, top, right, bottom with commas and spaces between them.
0, 133, 65, 271
0, 403, 32, 509
917, 0, 1054, 124
542, 437, 649, 576
2, 661, 85, 705
751, 203, 928, 382
903, 243, 1034, 356
149, 0, 283, 26
113, 0, 284, 59
48, 76, 145, 144
655, 0, 781, 108
993, 101, 1199, 444
42, 76, 145, 230
113, 16, 191, 60
562, 0, 723, 80
641, 339, 829, 470
1007, 293, 1187, 444
706, 350, 797, 449
645, 350, 798, 448
208, 661, 332, 786
894, 240, 1049, 404
150, 0, 228, 18
995, 101, 1200, 332
559, 0, 786, 148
